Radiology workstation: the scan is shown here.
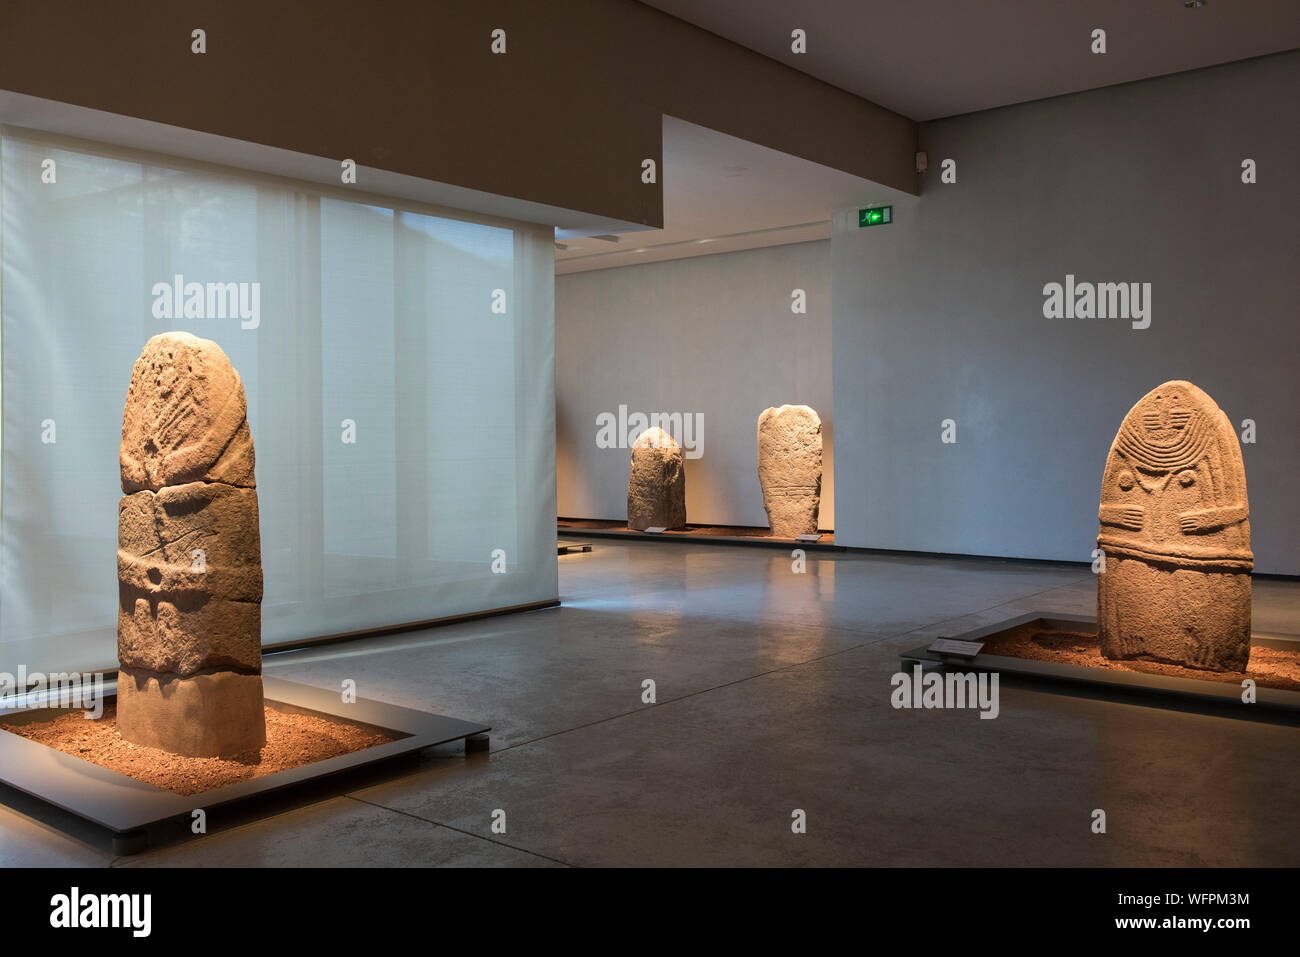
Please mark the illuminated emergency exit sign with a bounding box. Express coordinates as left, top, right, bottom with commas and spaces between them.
858, 205, 892, 227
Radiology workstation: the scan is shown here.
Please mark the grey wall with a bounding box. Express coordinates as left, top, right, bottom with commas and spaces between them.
832, 52, 1299, 574
557, 241, 833, 529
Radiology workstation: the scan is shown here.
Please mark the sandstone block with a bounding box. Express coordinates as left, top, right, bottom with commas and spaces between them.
117, 484, 263, 603
117, 593, 262, 676
116, 666, 266, 758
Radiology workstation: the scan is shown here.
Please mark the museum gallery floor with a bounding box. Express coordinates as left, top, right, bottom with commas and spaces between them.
3, 539, 1297, 867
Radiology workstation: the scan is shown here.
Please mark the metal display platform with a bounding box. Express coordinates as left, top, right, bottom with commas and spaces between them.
558, 524, 842, 551
901, 612, 1300, 715
0, 675, 489, 854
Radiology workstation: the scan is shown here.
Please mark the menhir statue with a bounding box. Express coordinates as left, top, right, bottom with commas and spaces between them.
116, 332, 265, 756
1097, 380, 1251, 672
757, 405, 822, 538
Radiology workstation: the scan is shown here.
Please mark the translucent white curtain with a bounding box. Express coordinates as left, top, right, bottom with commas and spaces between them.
0, 128, 557, 675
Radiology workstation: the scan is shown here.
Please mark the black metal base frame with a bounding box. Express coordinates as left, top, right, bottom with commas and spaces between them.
0, 676, 489, 855
902, 612, 1300, 715
559, 524, 844, 552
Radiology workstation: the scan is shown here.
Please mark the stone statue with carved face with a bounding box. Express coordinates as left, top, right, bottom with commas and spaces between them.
1097, 380, 1251, 671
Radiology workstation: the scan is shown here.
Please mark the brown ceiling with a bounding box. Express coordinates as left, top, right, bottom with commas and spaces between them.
640, 0, 1300, 120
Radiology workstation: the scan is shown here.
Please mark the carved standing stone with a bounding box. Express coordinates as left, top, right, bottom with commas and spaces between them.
757, 405, 822, 538
116, 332, 266, 757
1097, 380, 1252, 672
627, 427, 686, 530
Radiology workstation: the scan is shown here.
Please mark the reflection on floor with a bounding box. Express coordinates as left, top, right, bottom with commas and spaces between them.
3, 541, 1298, 866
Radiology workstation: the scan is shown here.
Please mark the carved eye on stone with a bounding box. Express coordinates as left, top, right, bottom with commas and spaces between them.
1117, 470, 1135, 490
1178, 470, 1196, 487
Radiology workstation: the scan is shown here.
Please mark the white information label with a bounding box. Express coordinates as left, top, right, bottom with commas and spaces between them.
928, 638, 984, 658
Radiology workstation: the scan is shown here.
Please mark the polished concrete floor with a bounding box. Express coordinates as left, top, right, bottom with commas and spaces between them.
4, 541, 1299, 867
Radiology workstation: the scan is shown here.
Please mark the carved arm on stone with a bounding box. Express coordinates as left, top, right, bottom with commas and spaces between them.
1099, 504, 1144, 531
1178, 504, 1249, 534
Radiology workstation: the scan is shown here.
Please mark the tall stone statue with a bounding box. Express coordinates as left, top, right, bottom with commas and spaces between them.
116, 332, 266, 756
627, 426, 687, 530
757, 405, 822, 538
1097, 381, 1252, 671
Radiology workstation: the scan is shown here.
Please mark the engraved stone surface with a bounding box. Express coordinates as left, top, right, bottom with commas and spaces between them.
627, 427, 687, 531
1097, 380, 1252, 672
120, 333, 255, 493
116, 332, 265, 757
757, 405, 823, 538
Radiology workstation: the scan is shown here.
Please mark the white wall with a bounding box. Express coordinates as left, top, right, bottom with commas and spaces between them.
557, 241, 833, 529
832, 53, 1298, 574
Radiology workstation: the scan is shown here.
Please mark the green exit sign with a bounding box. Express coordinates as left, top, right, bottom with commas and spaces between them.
859, 205, 893, 227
